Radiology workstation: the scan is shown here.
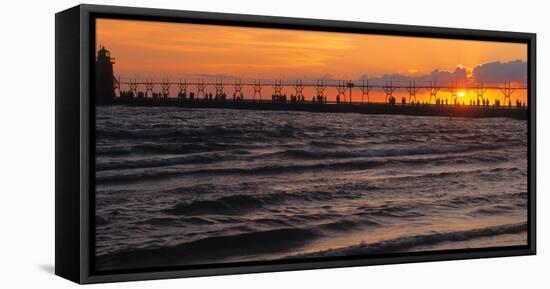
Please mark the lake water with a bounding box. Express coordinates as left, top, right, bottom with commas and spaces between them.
94, 106, 528, 270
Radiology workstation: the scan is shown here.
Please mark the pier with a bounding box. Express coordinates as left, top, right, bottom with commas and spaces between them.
111, 79, 528, 119
97, 47, 528, 119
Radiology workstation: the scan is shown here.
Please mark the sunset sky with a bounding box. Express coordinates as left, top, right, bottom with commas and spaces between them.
96, 18, 528, 103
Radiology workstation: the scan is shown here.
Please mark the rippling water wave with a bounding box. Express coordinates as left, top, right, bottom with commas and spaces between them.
94, 106, 528, 270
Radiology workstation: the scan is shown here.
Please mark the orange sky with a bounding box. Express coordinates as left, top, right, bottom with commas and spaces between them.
96, 18, 528, 104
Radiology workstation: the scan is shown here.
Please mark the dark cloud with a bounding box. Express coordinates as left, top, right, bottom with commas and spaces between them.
359, 66, 468, 85
356, 61, 526, 86
472, 60, 527, 83
428, 66, 468, 82
371, 73, 413, 83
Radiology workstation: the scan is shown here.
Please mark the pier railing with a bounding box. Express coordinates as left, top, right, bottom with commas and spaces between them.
113, 78, 528, 109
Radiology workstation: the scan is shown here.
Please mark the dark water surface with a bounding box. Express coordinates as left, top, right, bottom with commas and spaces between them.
95, 106, 528, 270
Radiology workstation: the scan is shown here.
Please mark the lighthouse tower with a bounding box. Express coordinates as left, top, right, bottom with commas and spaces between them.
95, 46, 115, 104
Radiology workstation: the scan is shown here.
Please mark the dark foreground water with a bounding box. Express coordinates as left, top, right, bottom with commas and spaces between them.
95, 106, 528, 270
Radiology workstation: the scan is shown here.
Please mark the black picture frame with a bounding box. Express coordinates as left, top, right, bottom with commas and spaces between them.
55, 4, 536, 284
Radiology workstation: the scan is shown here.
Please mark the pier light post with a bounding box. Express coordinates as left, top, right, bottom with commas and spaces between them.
145, 79, 154, 98
215, 80, 224, 101
336, 81, 347, 104
177, 80, 188, 99
113, 76, 121, 97
447, 81, 458, 105
346, 80, 354, 104
426, 81, 440, 105
294, 80, 305, 103
501, 81, 515, 108
129, 79, 138, 97
196, 80, 206, 99
406, 80, 419, 104
233, 79, 244, 101
473, 81, 487, 107
315, 80, 326, 104
273, 80, 284, 102
161, 80, 170, 99
360, 80, 371, 104
383, 81, 395, 104
253, 80, 262, 102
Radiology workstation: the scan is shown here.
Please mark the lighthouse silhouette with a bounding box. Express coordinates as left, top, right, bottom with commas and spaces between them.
95, 46, 115, 104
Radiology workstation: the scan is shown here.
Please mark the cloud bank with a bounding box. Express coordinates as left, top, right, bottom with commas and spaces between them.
359, 60, 526, 85
472, 60, 527, 83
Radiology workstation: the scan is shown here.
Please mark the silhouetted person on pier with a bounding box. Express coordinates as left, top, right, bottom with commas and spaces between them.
121, 91, 134, 101
336, 94, 340, 104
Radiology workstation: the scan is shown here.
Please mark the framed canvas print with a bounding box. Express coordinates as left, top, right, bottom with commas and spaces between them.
55, 4, 536, 284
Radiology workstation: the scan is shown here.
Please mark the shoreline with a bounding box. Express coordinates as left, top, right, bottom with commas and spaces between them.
288, 222, 527, 260
95, 222, 527, 271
